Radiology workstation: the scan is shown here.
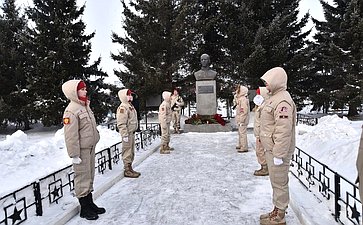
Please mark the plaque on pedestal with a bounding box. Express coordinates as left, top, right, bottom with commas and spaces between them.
196, 80, 216, 115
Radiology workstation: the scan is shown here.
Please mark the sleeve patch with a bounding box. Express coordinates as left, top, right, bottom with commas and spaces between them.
280, 106, 288, 113
119, 108, 125, 113
161, 107, 165, 111
63, 117, 70, 124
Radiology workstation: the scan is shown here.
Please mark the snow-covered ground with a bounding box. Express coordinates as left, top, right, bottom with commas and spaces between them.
0, 125, 121, 196
0, 112, 362, 224
65, 131, 302, 225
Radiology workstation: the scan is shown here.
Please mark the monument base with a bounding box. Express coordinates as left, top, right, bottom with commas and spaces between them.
183, 123, 233, 133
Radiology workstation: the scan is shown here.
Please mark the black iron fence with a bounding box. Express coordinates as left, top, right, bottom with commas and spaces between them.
291, 147, 361, 225
0, 123, 160, 225
296, 113, 319, 126
3, 117, 359, 225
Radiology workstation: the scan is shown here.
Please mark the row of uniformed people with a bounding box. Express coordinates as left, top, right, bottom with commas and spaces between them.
61, 81, 184, 220
61, 66, 295, 223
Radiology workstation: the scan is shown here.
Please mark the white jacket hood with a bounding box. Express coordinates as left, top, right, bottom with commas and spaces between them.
118, 89, 130, 104
62, 80, 83, 104
237, 85, 248, 97
261, 67, 287, 95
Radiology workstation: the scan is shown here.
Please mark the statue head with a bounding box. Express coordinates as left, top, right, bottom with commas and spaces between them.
200, 54, 210, 68
194, 53, 217, 81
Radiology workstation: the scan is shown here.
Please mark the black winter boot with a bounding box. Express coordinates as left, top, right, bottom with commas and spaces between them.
88, 193, 106, 214
79, 196, 98, 220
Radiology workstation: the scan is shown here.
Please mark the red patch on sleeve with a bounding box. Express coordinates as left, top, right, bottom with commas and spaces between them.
63, 118, 70, 124
280, 106, 288, 112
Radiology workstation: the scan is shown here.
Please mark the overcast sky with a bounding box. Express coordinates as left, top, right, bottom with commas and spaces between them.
2, 0, 330, 84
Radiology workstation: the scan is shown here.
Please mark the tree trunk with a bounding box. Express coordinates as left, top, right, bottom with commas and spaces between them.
348, 103, 358, 117
24, 119, 31, 131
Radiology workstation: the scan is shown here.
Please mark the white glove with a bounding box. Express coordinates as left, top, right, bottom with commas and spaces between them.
122, 136, 129, 143
72, 157, 82, 164
253, 95, 264, 106
273, 157, 283, 166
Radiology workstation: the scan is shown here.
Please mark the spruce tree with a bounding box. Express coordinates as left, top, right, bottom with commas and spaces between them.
310, 0, 362, 115
241, 0, 310, 109
26, 0, 109, 126
178, 1, 248, 102
336, 0, 363, 116
111, 0, 187, 111
0, 0, 31, 129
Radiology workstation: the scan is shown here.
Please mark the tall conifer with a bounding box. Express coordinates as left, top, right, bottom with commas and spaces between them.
26, 0, 108, 125
311, 0, 362, 115
0, 0, 31, 129
112, 0, 187, 110
242, 0, 310, 109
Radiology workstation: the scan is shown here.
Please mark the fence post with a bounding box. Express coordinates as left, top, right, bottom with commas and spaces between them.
140, 132, 144, 149
107, 148, 112, 170
33, 182, 43, 216
334, 172, 341, 221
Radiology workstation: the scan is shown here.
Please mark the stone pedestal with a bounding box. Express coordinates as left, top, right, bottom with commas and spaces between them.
196, 80, 217, 115
184, 123, 233, 133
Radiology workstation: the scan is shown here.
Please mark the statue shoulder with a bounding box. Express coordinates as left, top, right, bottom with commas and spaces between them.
194, 70, 204, 75
209, 69, 217, 76
194, 68, 217, 80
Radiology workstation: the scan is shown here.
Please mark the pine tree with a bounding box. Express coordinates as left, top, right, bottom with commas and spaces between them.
241, 0, 310, 109
26, 0, 109, 126
310, 0, 362, 115
336, 0, 363, 116
111, 0, 187, 110
178, 1, 247, 102
0, 0, 31, 129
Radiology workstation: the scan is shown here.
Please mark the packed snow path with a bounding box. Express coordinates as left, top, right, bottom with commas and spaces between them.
66, 132, 301, 225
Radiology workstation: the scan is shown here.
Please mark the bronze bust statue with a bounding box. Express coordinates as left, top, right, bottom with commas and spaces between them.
194, 54, 217, 81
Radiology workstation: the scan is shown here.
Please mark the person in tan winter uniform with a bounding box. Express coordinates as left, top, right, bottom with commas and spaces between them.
355, 125, 363, 220
235, 85, 250, 153
253, 87, 269, 176
159, 91, 173, 154
62, 80, 105, 220
258, 67, 296, 225
171, 88, 185, 134
116, 89, 140, 178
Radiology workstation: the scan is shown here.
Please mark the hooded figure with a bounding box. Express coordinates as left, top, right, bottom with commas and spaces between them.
253, 87, 270, 176
62, 80, 104, 220
116, 89, 140, 178
158, 91, 173, 154
259, 67, 296, 225
235, 85, 250, 153
170, 88, 185, 134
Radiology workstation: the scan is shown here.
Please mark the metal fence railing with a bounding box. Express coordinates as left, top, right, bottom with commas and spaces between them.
290, 147, 361, 225
296, 113, 319, 126
0, 123, 160, 225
